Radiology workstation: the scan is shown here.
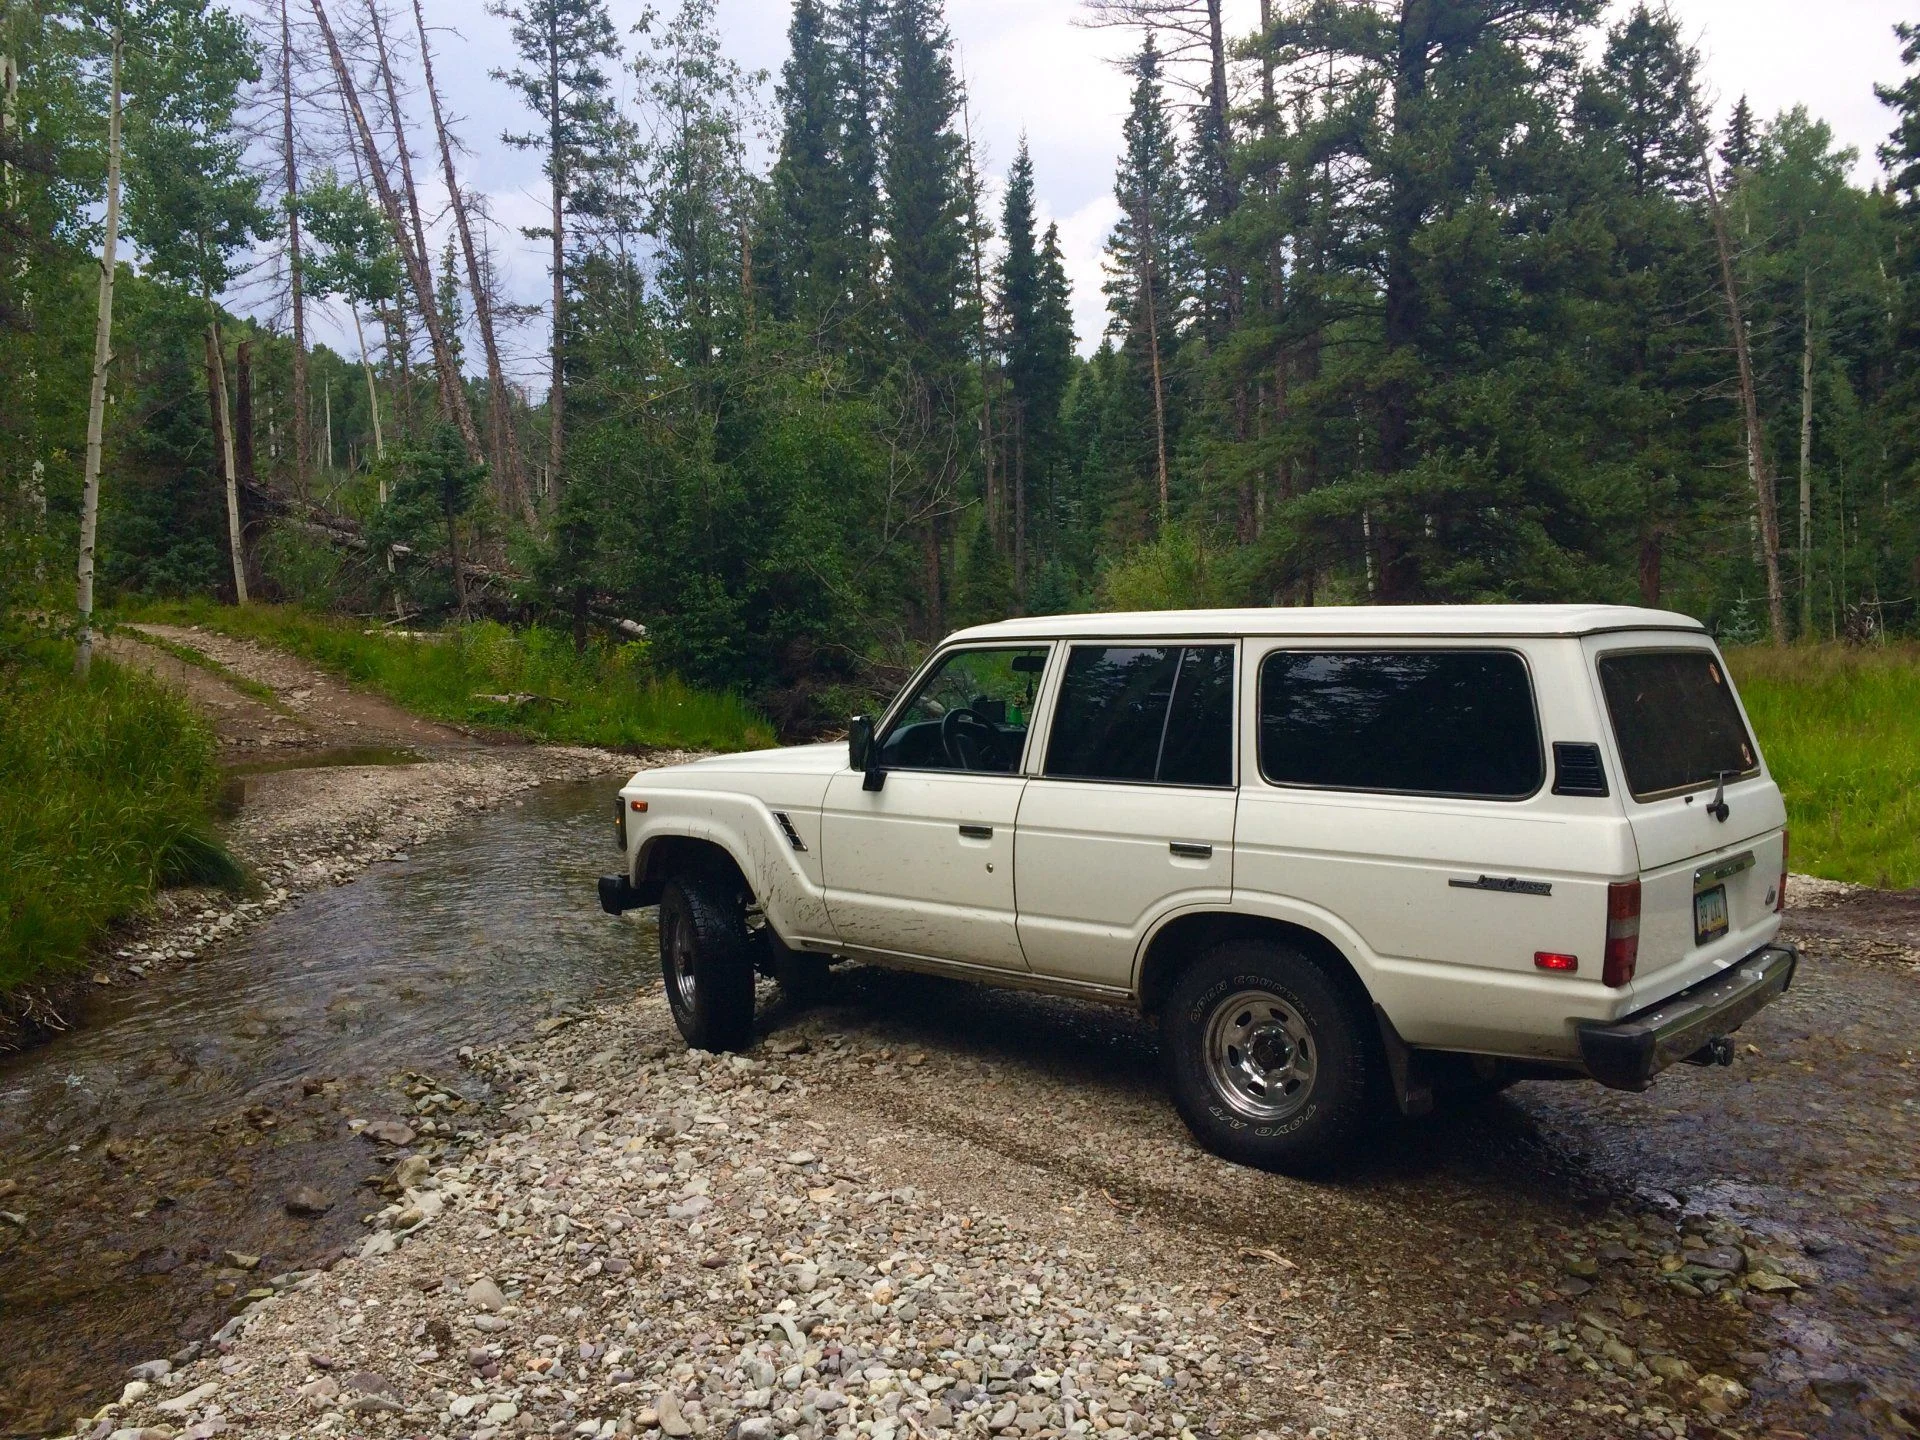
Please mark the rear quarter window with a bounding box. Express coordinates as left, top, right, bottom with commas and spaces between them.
1597, 649, 1759, 802
1257, 649, 1544, 799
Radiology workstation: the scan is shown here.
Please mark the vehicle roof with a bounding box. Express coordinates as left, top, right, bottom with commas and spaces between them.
946, 603, 1708, 644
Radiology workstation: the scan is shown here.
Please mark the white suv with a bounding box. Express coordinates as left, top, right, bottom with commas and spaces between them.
599, 605, 1796, 1172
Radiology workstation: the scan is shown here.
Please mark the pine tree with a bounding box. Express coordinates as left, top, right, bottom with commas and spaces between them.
881, 0, 966, 378
766, 0, 849, 329
1104, 35, 1189, 528
1579, 3, 1719, 605
997, 140, 1075, 592
880, 0, 970, 635
1720, 94, 1757, 180
633, 0, 757, 380
490, 0, 624, 508
831, 0, 887, 287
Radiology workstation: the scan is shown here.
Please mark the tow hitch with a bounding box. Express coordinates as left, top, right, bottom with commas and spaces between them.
1683, 1036, 1735, 1068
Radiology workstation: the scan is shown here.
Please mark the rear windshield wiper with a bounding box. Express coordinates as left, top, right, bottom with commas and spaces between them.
1706, 769, 1736, 823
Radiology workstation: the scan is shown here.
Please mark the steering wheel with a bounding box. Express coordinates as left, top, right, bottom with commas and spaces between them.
940, 708, 1004, 770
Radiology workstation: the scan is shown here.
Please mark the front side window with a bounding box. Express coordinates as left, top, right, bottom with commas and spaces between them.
1258, 649, 1543, 799
1597, 649, 1758, 801
877, 646, 1049, 774
1044, 645, 1236, 787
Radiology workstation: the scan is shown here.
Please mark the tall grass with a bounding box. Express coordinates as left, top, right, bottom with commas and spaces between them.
1729, 643, 1920, 890
129, 600, 777, 753
1, 637, 239, 991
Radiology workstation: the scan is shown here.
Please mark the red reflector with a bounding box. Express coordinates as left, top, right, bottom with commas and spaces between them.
1776, 829, 1789, 913
630, 800, 648, 812
1534, 951, 1578, 972
1604, 879, 1641, 988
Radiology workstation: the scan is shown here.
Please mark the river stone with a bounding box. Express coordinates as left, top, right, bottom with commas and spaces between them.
284, 1187, 332, 1217
156, 1382, 219, 1414
1746, 1270, 1801, 1292
467, 1276, 507, 1311
392, 1154, 431, 1189
655, 1394, 693, 1438
361, 1119, 415, 1146
126, 1361, 171, 1383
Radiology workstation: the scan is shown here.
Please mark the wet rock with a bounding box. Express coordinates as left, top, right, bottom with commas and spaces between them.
222, 1251, 260, 1271
126, 1361, 171, 1383
1746, 1269, 1801, 1293
391, 1154, 431, 1189
1563, 1255, 1599, 1279
1648, 1356, 1696, 1384
284, 1187, 332, 1217
359, 1119, 415, 1146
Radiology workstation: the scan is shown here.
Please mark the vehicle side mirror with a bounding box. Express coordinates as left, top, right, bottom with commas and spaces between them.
849, 714, 886, 792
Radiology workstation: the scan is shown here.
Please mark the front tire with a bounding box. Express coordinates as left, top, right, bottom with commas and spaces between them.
659, 875, 756, 1051
1162, 939, 1376, 1174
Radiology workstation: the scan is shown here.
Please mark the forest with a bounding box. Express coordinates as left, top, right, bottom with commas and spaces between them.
3, 0, 1920, 729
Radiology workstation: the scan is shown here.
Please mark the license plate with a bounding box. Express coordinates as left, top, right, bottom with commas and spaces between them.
1695, 885, 1729, 945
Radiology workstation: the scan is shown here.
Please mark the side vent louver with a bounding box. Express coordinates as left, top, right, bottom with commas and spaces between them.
773, 811, 808, 852
1552, 742, 1609, 797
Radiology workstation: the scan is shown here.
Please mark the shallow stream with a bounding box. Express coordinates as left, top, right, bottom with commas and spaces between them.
0, 781, 653, 1436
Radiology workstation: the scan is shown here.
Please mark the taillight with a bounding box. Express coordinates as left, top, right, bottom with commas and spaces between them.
1534, 951, 1578, 972
1776, 829, 1789, 913
1604, 879, 1641, 988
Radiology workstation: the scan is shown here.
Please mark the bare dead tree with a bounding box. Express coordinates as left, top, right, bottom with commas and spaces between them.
281, 0, 310, 498
309, 0, 483, 466
410, 0, 535, 527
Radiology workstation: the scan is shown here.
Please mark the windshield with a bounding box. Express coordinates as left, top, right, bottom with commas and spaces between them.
877, 646, 1049, 774
1597, 649, 1759, 802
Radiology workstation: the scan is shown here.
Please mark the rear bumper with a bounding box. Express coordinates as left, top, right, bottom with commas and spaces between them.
597, 874, 661, 916
1578, 944, 1797, 1092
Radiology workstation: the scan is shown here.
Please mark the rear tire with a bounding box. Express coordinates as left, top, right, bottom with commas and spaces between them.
1162, 939, 1376, 1174
659, 875, 756, 1052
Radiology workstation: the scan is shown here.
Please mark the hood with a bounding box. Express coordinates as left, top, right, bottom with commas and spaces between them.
633, 741, 848, 787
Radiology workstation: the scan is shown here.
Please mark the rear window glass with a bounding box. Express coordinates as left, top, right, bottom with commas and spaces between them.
1597, 650, 1758, 801
1045, 645, 1235, 787
1258, 650, 1543, 799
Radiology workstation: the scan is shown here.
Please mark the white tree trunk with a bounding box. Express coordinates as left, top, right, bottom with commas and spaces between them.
1799, 268, 1815, 640
75, 32, 123, 679
208, 320, 249, 605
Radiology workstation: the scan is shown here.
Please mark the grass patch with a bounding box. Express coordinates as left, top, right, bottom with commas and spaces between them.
128, 599, 777, 753
1729, 643, 1920, 890
1, 633, 241, 992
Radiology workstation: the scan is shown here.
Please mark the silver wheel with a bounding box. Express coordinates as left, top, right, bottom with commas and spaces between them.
663, 902, 699, 1013
1203, 988, 1318, 1122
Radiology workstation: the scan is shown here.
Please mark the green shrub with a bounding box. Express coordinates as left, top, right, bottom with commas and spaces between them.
0, 637, 237, 990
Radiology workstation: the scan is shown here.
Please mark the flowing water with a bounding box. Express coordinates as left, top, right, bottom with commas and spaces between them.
0, 782, 655, 1437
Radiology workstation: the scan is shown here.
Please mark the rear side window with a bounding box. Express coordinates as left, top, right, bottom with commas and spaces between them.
1045, 645, 1235, 787
1597, 650, 1758, 801
1258, 650, 1543, 799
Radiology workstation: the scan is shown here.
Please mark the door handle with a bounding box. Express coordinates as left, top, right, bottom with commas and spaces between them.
958, 824, 994, 840
1169, 842, 1213, 860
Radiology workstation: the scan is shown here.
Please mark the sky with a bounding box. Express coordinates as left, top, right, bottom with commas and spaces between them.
302, 0, 1914, 376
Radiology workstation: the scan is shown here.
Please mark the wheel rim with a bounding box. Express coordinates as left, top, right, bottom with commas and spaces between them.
1202, 988, 1317, 1123
663, 903, 699, 1013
